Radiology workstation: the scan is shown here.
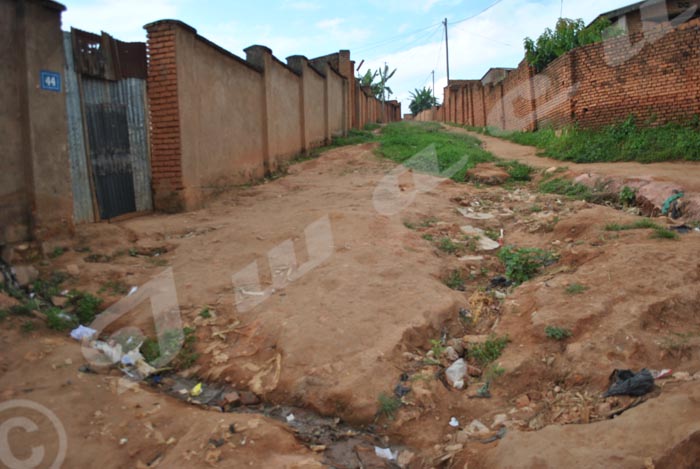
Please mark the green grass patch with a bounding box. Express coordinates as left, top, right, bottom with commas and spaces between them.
651, 227, 679, 240
98, 280, 129, 296
377, 392, 402, 419
331, 129, 376, 147
376, 121, 495, 182
443, 269, 465, 291
437, 237, 461, 254
48, 247, 67, 259
46, 307, 77, 331
468, 335, 510, 367
363, 122, 381, 131
498, 246, 557, 285
545, 325, 573, 340
497, 160, 534, 181
199, 307, 212, 319
140, 326, 198, 370
565, 283, 588, 295
20, 321, 38, 333
604, 219, 659, 231
492, 116, 700, 163
538, 177, 592, 200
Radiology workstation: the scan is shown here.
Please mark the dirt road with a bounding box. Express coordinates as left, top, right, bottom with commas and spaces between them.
3, 133, 700, 468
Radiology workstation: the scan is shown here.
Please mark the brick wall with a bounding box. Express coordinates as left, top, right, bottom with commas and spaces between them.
145, 23, 184, 212
426, 18, 700, 131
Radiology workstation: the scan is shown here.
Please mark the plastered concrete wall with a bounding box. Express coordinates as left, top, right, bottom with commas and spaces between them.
1, 0, 73, 243
175, 25, 267, 210
430, 19, 700, 131
267, 58, 303, 164
147, 21, 394, 212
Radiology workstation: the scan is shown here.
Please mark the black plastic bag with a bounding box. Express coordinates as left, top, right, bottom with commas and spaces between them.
603, 368, 654, 398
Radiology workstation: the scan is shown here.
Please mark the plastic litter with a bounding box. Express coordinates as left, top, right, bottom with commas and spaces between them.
603, 368, 654, 397
127, 286, 138, 296
374, 447, 397, 461
456, 207, 495, 220
445, 359, 467, 390
651, 369, 673, 379
286, 413, 295, 423
449, 417, 460, 427
190, 382, 203, 397
70, 325, 97, 341
661, 191, 684, 216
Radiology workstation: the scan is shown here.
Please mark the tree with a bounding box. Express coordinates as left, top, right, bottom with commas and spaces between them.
409, 87, 438, 115
358, 64, 396, 101
377, 64, 397, 102
524, 17, 621, 72
358, 69, 381, 98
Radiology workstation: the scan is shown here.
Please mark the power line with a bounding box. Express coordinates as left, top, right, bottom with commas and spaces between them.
452, 0, 506, 25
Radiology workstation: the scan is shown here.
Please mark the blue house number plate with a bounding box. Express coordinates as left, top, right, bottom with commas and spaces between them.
40, 70, 61, 92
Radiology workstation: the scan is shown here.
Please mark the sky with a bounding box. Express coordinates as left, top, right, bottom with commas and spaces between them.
60, 0, 633, 112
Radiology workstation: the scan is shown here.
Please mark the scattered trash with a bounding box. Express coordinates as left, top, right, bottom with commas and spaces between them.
445, 359, 467, 390
460, 225, 500, 251
127, 286, 138, 296
209, 438, 225, 448
374, 446, 397, 461
394, 383, 411, 398
489, 276, 513, 289
669, 224, 691, 234
661, 191, 684, 217
78, 365, 96, 374
458, 308, 472, 322
466, 419, 489, 435
603, 369, 654, 397
190, 382, 203, 397
119, 438, 128, 446
480, 427, 507, 444
70, 325, 97, 341
449, 417, 460, 428
456, 207, 495, 220
650, 369, 673, 379
286, 413, 295, 423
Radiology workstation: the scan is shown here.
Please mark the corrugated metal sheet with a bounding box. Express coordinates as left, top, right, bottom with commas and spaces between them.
64, 32, 95, 223
82, 77, 152, 212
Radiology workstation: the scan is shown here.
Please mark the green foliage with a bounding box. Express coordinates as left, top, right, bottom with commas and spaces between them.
358, 64, 396, 101
498, 246, 557, 284
9, 304, 33, 316
141, 326, 199, 370
31, 271, 69, 299
430, 338, 446, 357
545, 325, 573, 340
421, 234, 434, 241
524, 17, 620, 72
468, 335, 509, 367
619, 186, 637, 206
331, 129, 376, 147
377, 122, 495, 182
70, 291, 102, 325
437, 237, 460, 254
565, 283, 588, 295
46, 307, 77, 331
444, 269, 465, 290
605, 219, 659, 231
199, 307, 212, 319
377, 392, 401, 419
498, 117, 700, 163
48, 247, 66, 259
538, 177, 592, 200
651, 227, 679, 240
497, 160, 534, 181
363, 122, 381, 131
409, 86, 438, 115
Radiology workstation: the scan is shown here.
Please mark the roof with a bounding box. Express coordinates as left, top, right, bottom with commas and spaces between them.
589, 0, 646, 26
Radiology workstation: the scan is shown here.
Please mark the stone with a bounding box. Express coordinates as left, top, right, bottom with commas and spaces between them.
447, 338, 464, 356
545, 166, 558, 174
462, 334, 489, 345
515, 395, 530, 408
239, 391, 260, 406
444, 444, 463, 453
443, 346, 459, 362
52, 296, 68, 307
465, 419, 489, 436
493, 414, 508, 427
672, 371, 691, 381
397, 450, 415, 468
445, 359, 467, 390
465, 163, 510, 185
65, 264, 80, 276
467, 365, 482, 378
222, 391, 241, 407
13, 265, 39, 287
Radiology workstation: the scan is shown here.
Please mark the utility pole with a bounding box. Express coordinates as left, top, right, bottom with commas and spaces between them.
443, 18, 450, 83
432, 70, 435, 102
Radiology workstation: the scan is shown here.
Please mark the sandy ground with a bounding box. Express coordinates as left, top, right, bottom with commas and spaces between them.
3, 134, 700, 468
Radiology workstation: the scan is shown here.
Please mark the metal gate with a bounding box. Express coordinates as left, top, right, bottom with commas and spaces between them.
64, 28, 152, 222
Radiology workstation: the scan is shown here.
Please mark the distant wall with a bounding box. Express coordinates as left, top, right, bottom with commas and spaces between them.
0, 0, 73, 243
146, 21, 399, 211
420, 19, 700, 131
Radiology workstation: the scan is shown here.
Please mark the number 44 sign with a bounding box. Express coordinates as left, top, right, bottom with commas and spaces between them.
40, 70, 61, 92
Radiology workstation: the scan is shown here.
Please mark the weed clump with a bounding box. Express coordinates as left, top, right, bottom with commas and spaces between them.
377, 392, 401, 419
545, 325, 573, 340
467, 335, 509, 367
498, 246, 557, 285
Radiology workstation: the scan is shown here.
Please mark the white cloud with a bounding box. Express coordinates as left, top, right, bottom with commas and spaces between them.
360, 0, 633, 112
62, 0, 181, 41
285, 1, 321, 10
316, 18, 344, 30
